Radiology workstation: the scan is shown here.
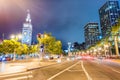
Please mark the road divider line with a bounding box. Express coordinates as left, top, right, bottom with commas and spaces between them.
81, 61, 92, 80
105, 66, 120, 74
67, 70, 83, 72
104, 64, 120, 74
47, 61, 80, 80
96, 61, 120, 74
111, 69, 120, 73
90, 59, 120, 74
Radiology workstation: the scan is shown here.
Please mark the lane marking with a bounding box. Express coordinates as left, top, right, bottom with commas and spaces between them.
111, 69, 120, 73
91, 60, 120, 74
42, 61, 68, 69
103, 63, 120, 74
67, 69, 83, 72
47, 61, 80, 80
81, 61, 92, 80
104, 65, 120, 74
0, 71, 32, 77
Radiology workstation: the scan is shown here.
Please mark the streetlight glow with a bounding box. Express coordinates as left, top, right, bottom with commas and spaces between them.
17, 34, 22, 39
10, 34, 15, 39
10, 34, 22, 40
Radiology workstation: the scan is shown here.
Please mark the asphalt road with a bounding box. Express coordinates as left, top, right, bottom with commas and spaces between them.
31, 59, 120, 80
87, 59, 120, 80
0, 59, 120, 80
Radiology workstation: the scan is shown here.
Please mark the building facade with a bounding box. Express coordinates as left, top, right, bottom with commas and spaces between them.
22, 10, 32, 46
99, 1, 120, 38
84, 23, 99, 48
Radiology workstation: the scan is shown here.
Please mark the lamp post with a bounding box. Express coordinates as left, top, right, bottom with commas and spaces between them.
98, 47, 102, 56
10, 34, 22, 61
94, 49, 97, 56
68, 42, 71, 56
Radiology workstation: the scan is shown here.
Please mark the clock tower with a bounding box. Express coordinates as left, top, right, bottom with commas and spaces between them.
22, 10, 32, 46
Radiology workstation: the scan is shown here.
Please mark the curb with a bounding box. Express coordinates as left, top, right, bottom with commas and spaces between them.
0, 65, 27, 75
27, 62, 59, 71
0, 59, 67, 76
0, 62, 57, 76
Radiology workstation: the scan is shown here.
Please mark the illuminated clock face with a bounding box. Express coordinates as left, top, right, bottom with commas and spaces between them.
27, 39, 30, 42
24, 32, 27, 35
29, 33, 31, 36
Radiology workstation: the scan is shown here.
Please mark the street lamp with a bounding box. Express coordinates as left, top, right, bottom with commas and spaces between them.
68, 42, 71, 56
10, 35, 15, 39
10, 34, 22, 41
93, 48, 97, 56
98, 47, 102, 55
17, 34, 22, 40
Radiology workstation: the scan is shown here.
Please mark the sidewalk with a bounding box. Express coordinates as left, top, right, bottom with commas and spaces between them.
0, 58, 57, 75
111, 59, 120, 64
96, 58, 120, 65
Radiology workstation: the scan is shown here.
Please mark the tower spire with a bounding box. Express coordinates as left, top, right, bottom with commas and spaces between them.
26, 9, 31, 23
22, 9, 33, 46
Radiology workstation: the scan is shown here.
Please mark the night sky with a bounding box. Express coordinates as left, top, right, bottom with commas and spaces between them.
0, 0, 119, 47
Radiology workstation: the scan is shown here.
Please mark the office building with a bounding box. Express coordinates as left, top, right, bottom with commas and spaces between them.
84, 23, 99, 48
99, 1, 120, 37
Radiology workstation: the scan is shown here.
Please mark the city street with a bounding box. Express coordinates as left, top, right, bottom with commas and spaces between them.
0, 59, 120, 80
31, 59, 120, 80
33, 60, 120, 80
0, 0, 120, 80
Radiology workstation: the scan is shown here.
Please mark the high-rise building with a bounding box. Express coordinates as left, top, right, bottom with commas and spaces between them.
99, 1, 120, 38
84, 23, 99, 48
22, 10, 32, 46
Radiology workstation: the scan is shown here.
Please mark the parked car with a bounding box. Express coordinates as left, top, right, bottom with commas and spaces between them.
49, 56, 54, 60
5, 57, 12, 61
0, 56, 12, 62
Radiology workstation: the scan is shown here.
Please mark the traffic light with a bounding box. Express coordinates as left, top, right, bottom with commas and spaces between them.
37, 33, 41, 38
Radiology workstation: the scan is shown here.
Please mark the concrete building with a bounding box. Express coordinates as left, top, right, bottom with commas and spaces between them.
22, 10, 32, 46
84, 23, 99, 48
99, 0, 120, 38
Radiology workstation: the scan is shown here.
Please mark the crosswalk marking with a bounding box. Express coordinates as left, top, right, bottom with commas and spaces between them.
0, 71, 32, 78
4, 75, 33, 80
0, 71, 33, 80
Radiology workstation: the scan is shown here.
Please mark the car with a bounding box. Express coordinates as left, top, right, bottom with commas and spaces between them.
49, 56, 54, 60
5, 57, 12, 61
0, 56, 12, 62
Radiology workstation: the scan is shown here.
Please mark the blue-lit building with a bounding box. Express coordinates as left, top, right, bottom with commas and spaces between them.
22, 10, 32, 46
84, 23, 100, 48
99, 1, 120, 38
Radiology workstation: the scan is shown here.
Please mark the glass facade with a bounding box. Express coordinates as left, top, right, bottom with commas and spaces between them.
99, 1, 120, 38
84, 23, 99, 48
